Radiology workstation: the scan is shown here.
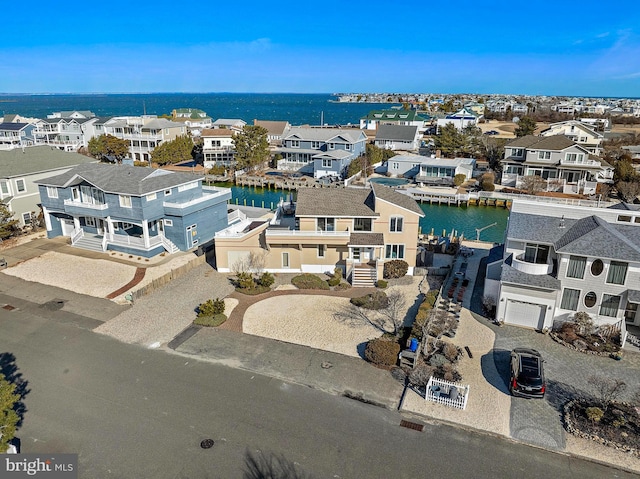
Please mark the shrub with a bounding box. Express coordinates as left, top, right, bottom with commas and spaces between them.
425, 290, 438, 308
409, 363, 435, 387
481, 180, 495, 192
573, 311, 595, 336
383, 260, 409, 279
443, 342, 461, 362
258, 272, 275, 288
334, 282, 351, 291
559, 321, 579, 343
453, 174, 466, 186
208, 165, 226, 176
376, 280, 388, 289
585, 406, 604, 422
194, 313, 227, 327
364, 338, 400, 367
350, 291, 389, 310
235, 285, 271, 295
237, 271, 255, 289
198, 298, 225, 317
291, 274, 330, 290
326, 268, 343, 287
436, 363, 462, 382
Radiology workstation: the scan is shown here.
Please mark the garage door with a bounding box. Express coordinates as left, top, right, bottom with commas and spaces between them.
505, 300, 545, 330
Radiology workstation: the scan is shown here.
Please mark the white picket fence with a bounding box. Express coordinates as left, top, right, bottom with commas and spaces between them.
425, 376, 469, 410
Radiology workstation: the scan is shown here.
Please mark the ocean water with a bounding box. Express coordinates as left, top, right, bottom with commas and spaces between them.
0, 93, 395, 126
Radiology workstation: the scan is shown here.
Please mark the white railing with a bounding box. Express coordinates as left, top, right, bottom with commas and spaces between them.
160, 235, 179, 254
476, 191, 611, 208
512, 254, 553, 275
560, 158, 601, 167
228, 208, 247, 224
265, 229, 350, 237
63, 199, 109, 210
163, 188, 229, 209
425, 376, 469, 410
71, 228, 84, 244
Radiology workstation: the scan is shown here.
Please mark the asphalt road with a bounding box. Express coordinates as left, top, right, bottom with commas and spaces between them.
0, 300, 635, 478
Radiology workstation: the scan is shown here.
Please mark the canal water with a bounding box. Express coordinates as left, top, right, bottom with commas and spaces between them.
218, 184, 510, 244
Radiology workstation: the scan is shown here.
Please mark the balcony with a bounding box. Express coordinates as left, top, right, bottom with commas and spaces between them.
163, 187, 231, 216
560, 158, 601, 167
63, 199, 109, 217
512, 253, 553, 275
265, 228, 350, 245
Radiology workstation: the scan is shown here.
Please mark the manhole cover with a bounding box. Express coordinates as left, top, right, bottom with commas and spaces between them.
400, 420, 424, 432
200, 439, 214, 449
41, 300, 65, 311
3, 305, 16, 311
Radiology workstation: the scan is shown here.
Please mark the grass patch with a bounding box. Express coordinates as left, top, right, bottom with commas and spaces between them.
291, 274, 330, 290
194, 314, 227, 327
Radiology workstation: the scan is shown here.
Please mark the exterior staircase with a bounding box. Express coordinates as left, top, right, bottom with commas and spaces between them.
72, 234, 104, 253
351, 263, 377, 287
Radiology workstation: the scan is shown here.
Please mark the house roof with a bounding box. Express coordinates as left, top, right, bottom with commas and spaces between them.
253, 120, 290, 136
312, 150, 352, 160
507, 212, 580, 244
348, 232, 384, 246
371, 183, 425, 216
0, 146, 97, 178
501, 261, 561, 290
607, 202, 640, 211
374, 124, 418, 142
506, 135, 575, 151
628, 290, 640, 303
35, 163, 202, 196
541, 120, 602, 139
0, 122, 30, 131
201, 128, 234, 137
554, 215, 640, 262
142, 119, 184, 129
283, 127, 366, 144
295, 187, 377, 217
361, 109, 429, 122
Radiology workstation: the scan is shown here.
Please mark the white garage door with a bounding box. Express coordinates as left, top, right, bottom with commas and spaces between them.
505, 300, 545, 330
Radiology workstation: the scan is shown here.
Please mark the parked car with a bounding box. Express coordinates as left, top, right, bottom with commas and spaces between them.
509, 348, 546, 398
484, 130, 500, 135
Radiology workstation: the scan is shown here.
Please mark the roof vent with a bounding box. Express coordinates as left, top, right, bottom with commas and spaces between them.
559, 215, 565, 228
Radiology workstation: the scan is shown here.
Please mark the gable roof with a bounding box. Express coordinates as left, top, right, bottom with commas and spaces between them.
201, 128, 234, 137
253, 120, 290, 136
295, 187, 376, 217
0, 146, 97, 178
361, 109, 429, 122
375, 124, 418, 142
283, 127, 366, 144
0, 122, 31, 131
506, 135, 576, 151
35, 163, 202, 196
371, 183, 424, 216
541, 120, 603, 139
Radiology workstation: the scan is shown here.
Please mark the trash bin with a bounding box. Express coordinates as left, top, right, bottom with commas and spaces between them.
409, 338, 419, 352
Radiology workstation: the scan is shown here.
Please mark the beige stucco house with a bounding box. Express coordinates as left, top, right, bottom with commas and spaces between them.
214, 184, 425, 286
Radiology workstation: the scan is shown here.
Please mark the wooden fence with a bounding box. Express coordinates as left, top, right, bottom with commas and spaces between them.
130, 254, 207, 300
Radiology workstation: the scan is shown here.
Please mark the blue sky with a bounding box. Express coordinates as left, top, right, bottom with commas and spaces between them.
3, 0, 640, 96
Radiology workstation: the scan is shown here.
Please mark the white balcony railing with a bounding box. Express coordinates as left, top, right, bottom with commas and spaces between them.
64, 199, 109, 210
560, 158, 601, 167
512, 254, 553, 275
265, 229, 350, 238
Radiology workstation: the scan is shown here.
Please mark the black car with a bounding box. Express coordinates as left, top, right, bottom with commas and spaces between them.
509, 348, 546, 398
483, 130, 499, 135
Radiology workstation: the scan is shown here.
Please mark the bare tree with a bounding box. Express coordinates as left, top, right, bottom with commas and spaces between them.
333, 289, 407, 336
520, 175, 547, 194
422, 309, 457, 355
377, 290, 407, 336
616, 181, 640, 202
588, 376, 627, 412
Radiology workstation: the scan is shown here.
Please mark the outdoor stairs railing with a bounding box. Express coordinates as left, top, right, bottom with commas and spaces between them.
351, 264, 377, 287
71, 228, 84, 245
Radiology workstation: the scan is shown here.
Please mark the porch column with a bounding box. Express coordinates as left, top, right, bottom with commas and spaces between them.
142, 220, 150, 248
104, 216, 112, 240
42, 206, 52, 231
73, 216, 81, 231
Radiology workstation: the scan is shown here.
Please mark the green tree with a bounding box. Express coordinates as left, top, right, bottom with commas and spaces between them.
0, 375, 19, 453
434, 123, 464, 157
0, 202, 19, 240
514, 116, 537, 137
150, 135, 194, 166
233, 125, 270, 171
481, 137, 506, 174
614, 158, 639, 183
87, 134, 130, 163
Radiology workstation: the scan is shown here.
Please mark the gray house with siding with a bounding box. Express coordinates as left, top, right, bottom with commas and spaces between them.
36, 163, 231, 257
485, 199, 640, 344
374, 124, 420, 151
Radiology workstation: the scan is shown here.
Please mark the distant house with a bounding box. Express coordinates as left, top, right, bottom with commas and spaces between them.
485, 199, 640, 342
201, 128, 236, 169
36, 163, 231, 257
253, 120, 291, 146
212, 119, 246, 132
360, 109, 430, 131
539, 120, 604, 155
385, 154, 475, 185
171, 108, 212, 133
214, 184, 425, 286
0, 146, 97, 227
47, 110, 95, 120
32, 118, 94, 151
0, 122, 36, 149
374, 125, 420, 151
277, 127, 367, 178
436, 107, 481, 132
501, 135, 612, 195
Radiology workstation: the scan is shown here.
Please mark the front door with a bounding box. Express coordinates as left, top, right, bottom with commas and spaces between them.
625, 302, 638, 326
61, 219, 74, 236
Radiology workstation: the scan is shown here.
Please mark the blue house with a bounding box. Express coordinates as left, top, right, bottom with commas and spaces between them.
36, 163, 231, 257
277, 127, 367, 179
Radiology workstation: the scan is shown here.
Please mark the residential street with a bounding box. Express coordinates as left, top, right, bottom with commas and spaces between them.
0, 291, 636, 478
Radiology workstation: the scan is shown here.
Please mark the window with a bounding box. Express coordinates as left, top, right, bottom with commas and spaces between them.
85, 217, 96, 227
599, 294, 621, 317
385, 244, 405, 259
146, 192, 157, 201
538, 151, 551, 160
390, 216, 403, 232
566, 255, 586, 279
511, 148, 524, 157
311, 141, 320, 149
584, 292, 597, 308
15, 179, 26, 193
353, 218, 372, 232
565, 153, 584, 163
318, 244, 326, 258
524, 244, 549, 264
591, 259, 604, 276
290, 140, 299, 148
163, 219, 173, 227
345, 144, 351, 151
352, 248, 361, 261
560, 288, 580, 310
617, 215, 632, 222
392, 162, 399, 170
328, 143, 335, 150
22, 212, 31, 225
317, 218, 335, 232
164, 189, 172, 196
119, 195, 132, 208
0, 181, 8, 195
282, 252, 290, 268
71, 187, 80, 201
322, 159, 332, 168
47, 186, 58, 198
606, 261, 628, 285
